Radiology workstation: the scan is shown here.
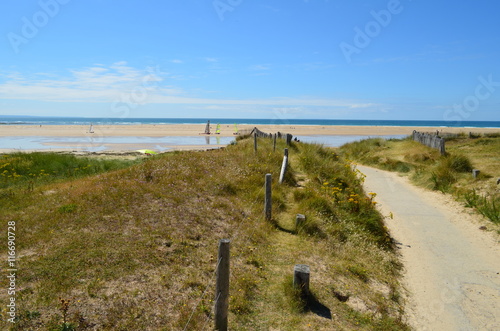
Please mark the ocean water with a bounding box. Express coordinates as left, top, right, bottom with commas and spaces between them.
1, 116, 500, 128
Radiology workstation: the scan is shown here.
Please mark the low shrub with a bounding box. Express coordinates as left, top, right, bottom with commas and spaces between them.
445, 154, 473, 173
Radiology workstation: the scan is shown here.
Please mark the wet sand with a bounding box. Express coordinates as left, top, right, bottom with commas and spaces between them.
0, 124, 498, 153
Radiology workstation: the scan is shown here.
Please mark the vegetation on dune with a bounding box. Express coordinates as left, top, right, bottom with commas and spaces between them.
339, 134, 500, 225
0, 152, 140, 190
1, 137, 408, 330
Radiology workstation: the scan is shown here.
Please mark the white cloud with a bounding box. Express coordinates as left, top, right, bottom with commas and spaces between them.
0, 63, 379, 112
0, 62, 167, 103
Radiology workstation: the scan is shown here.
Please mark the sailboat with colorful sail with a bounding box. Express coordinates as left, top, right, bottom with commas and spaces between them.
233, 123, 239, 135
200, 120, 211, 135
215, 123, 221, 134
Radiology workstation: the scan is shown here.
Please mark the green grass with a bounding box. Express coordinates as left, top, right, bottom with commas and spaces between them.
0, 152, 140, 190
463, 189, 500, 224
0, 137, 409, 330
339, 135, 500, 225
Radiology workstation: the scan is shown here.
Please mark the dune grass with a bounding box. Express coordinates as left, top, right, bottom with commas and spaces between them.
339, 135, 500, 225
1, 137, 408, 330
0, 152, 140, 190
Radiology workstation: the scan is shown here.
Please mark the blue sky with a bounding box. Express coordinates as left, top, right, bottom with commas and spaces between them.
1, 0, 499, 121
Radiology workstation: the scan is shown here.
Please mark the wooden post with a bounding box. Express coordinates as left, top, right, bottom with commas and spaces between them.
273, 134, 277, 152
253, 133, 257, 153
293, 264, 310, 296
215, 239, 230, 331
295, 214, 306, 230
286, 134, 293, 146
472, 169, 480, 178
265, 174, 272, 221
278, 148, 288, 184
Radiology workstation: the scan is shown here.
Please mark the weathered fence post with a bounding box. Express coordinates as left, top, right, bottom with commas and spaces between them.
472, 169, 480, 178
273, 134, 277, 152
279, 148, 289, 184
286, 133, 293, 146
439, 138, 446, 155
295, 214, 306, 231
215, 239, 230, 331
265, 173, 272, 221
413, 130, 446, 155
253, 133, 257, 153
293, 264, 310, 297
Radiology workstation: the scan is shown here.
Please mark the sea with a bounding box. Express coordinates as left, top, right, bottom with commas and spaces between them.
1, 116, 500, 128
1, 116, 499, 152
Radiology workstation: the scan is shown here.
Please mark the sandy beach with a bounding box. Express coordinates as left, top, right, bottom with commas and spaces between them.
1, 124, 499, 153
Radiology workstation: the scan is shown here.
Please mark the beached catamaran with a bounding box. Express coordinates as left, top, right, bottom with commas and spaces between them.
234, 123, 239, 135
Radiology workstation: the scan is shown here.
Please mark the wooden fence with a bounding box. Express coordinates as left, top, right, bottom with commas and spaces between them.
412, 130, 446, 155
250, 127, 293, 145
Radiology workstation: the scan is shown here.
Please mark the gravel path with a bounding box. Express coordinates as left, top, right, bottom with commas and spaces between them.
357, 165, 500, 331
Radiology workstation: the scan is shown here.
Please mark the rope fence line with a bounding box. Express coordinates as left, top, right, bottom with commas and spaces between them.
202, 291, 221, 330
181, 181, 267, 331
181, 133, 292, 330
182, 257, 222, 331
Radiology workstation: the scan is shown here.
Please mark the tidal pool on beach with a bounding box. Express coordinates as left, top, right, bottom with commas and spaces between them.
0, 134, 408, 152
0, 136, 237, 152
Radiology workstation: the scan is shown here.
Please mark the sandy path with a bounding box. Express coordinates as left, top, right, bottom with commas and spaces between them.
357, 165, 500, 331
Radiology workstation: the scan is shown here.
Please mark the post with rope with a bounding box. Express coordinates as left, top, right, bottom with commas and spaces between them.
279, 148, 288, 184
214, 239, 230, 331
265, 173, 272, 221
